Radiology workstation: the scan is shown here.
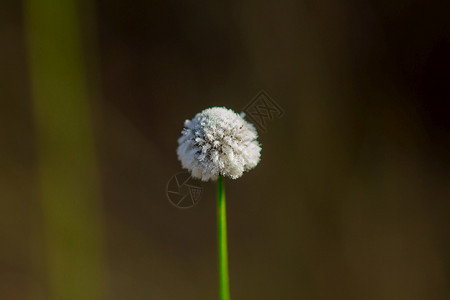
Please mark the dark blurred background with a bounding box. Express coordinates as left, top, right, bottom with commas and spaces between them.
1, 0, 449, 299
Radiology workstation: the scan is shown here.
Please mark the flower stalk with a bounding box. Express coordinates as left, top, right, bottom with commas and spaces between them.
177, 106, 261, 299
217, 175, 230, 300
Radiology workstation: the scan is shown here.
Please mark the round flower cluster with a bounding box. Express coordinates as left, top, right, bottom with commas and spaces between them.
177, 107, 261, 181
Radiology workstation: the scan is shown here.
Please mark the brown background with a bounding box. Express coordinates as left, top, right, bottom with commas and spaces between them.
1, 0, 449, 299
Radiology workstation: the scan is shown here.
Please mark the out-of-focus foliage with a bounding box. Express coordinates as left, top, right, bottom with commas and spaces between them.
0, 0, 449, 299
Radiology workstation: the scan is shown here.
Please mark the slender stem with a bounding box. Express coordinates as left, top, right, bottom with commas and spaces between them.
217, 175, 230, 300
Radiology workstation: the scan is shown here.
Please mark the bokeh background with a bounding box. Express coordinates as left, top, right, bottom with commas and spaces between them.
1, 0, 449, 299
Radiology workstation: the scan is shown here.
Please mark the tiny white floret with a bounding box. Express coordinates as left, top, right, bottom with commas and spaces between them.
177, 107, 261, 181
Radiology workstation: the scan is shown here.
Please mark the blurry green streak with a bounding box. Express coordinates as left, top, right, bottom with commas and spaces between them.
24, 1, 104, 299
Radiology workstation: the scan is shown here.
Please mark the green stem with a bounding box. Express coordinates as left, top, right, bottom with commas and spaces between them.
217, 175, 230, 300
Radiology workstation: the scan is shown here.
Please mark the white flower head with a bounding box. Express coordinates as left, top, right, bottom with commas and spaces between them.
177, 107, 261, 182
